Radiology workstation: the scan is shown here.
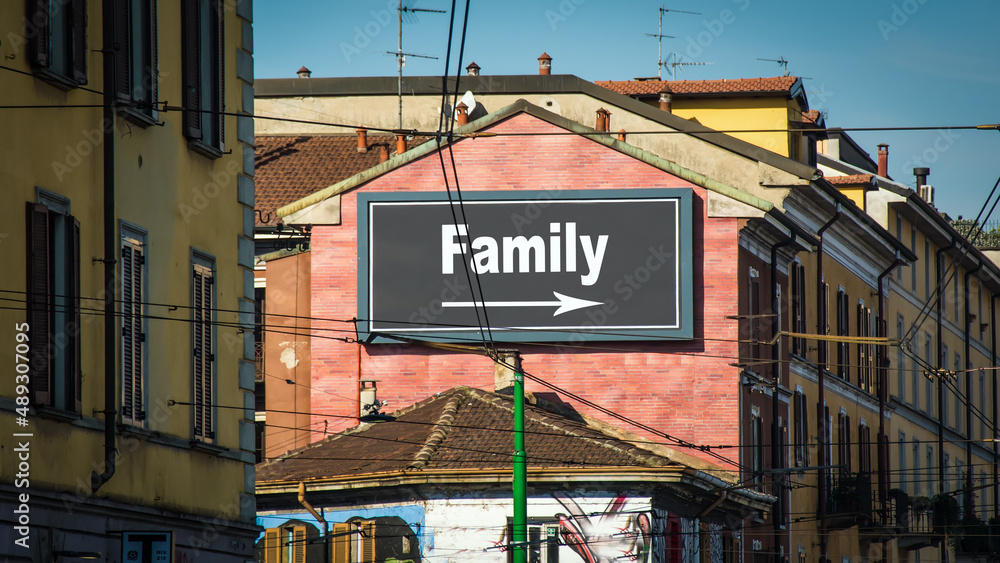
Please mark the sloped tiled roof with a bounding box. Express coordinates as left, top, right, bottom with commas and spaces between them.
595, 76, 800, 97
800, 109, 822, 124
254, 134, 395, 225
257, 386, 725, 483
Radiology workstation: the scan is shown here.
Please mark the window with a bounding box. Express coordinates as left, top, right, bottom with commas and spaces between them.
837, 410, 851, 474
980, 371, 986, 440
25, 196, 81, 412
506, 521, 559, 563
926, 445, 934, 495
898, 432, 907, 492
836, 288, 849, 380
791, 262, 807, 356
182, 0, 225, 151
819, 281, 830, 364
114, 0, 158, 119
944, 453, 950, 492
192, 252, 215, 441
981, 471, 989, 519
941, 345, 949, 424
912, 335, 920, 407
896, 315, 905, 401
924, 334, 933, 413
858, 421, 871, 476
27, 0, 87, 87
911, 228, 917, 292
794, 387, 809, 468
954, 265, 960, 323
750, 407, 764, 491
924, 239, 930, 298
121, 224, 147, 425
857, 301, 874, 393
957, 460, 965, 513
825, 406, 833, 494
954, 354, 962, 433
748, 268, 761, 368
912, 439, 921, 496
895, 214, 903, 281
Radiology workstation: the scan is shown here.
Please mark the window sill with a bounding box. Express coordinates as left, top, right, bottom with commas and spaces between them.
117, 105, 160, 128
119, 422, 155, 439
33, 67, 85, 92
34, 405, 82, 423
191, 439, 228, 455
187, 138, 225, 160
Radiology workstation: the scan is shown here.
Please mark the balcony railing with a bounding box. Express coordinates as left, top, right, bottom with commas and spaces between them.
827, 473, 873, 529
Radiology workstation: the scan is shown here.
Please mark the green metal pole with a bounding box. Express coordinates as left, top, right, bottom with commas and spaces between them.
513, 360, 527, 563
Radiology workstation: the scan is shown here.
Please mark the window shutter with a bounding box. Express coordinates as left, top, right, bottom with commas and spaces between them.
149, 0, 158, 111
291, 526, 306, 563
26, 203, 52, 405
262, 528, 281, 563
27, 0, 51, 68
71, 0, 88, 84
113, 0, 131, 100
193, 264, 213, 439
181, 0, 202, 139
70, 217, 82, 412
331, 523, 352, 563
359, 521, 376, 563
122, 241, 145, 422
217, 0, 225, 147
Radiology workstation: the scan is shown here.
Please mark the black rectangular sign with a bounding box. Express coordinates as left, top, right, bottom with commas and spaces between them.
357, 189, 693, 343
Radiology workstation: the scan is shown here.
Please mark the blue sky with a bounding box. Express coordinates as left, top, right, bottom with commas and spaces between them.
254, 0, 1000, 222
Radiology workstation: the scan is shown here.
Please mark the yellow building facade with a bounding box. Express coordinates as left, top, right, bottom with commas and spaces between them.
0, 0, 259, 559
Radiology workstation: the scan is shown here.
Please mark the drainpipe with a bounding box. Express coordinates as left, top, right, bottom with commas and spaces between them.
299, 482, 329, 563
964, 263, 982, 517
992, 294, 999, 516
816, 204, 842, 563
771, 234, 797, 539
877, 253, 904, 511
92, 0, 117, 493
936, 241, 957, 494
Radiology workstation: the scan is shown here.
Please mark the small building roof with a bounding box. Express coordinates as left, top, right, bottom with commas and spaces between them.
595, 76, 802, 97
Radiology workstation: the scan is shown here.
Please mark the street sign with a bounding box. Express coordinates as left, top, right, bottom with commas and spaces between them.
122, 531, 173, 563
357, 189, 692, 343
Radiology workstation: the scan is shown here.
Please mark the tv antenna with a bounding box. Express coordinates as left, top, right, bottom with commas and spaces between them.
758, 57, 789, 76
644, 6, 699, 80
665, 53, 713, 81
388, 1, 445, 129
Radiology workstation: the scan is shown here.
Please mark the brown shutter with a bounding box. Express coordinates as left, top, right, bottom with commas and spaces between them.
181, 0, 202, 138
359, 521, 376, 563
27, 0, 51, 68
26, 203, 52, 405
193, 264, 214, 439
70, 217, 82, 412
291, 526, 306, 563
331, 523, 352, 563
113, 0, 131, 100
122, 241, 145, 421
71, 0, 88, 83
216, 0, 225, 146
262, 528, 281, 563
149, 0, 158, 109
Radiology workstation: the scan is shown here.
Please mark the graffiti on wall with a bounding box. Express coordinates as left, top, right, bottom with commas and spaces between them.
554, 494, 653, 563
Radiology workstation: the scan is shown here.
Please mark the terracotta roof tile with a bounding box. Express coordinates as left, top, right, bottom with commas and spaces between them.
256, 387, 723, 483
594, 76, 800, 97
825, 174, 875, 186
254, 134, 396, 225
800, 110, 822, 124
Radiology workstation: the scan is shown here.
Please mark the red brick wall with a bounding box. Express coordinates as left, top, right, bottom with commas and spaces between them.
308, 113, 742, 466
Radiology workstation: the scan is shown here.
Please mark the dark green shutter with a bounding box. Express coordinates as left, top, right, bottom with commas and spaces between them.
26, 203, 52, 405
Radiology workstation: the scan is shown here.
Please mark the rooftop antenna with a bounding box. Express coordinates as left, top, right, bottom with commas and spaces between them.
389, 1, 445, 129
666, 53, 713, 81
644, 6, 699, 80
758, 56, 789, 76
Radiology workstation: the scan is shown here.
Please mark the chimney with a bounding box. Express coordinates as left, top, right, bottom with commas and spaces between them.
356, 127, 368, 153
395, 133, 407, 155
465, 61, 480, 76
659, 85, 673, 113
378, 144, 389, 163
595, 108, 610, 132
456, 101, 469, 125
493, 352, 522, 394
914, 167, 929, 189
877, 143, 888, 177
617, 129, 626, 142
297, 66, 311, 79
537, 52, 552, 75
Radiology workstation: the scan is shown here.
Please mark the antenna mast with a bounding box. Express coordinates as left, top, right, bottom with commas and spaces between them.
758, 57, 790, 76
392, 2, 445, 129
645, 7, 699, 80
666, 54, 713, 81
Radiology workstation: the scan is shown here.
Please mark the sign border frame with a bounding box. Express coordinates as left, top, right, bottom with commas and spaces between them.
356, 188, 693, 343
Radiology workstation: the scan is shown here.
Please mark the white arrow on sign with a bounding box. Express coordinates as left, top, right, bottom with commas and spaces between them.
442, 291, 603, 317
